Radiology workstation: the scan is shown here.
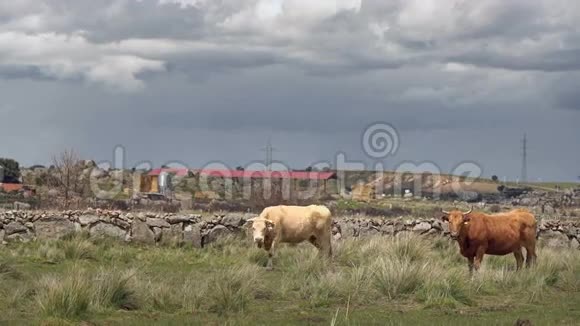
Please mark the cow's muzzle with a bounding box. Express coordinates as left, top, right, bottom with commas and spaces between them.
254, 238, 264, 249
450, 233, 459, 240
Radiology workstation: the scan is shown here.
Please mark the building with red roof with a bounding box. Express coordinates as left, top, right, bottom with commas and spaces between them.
137, 168, 336, 195
0, 183, 24, 193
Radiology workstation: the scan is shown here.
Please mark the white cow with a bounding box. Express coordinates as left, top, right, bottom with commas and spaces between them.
247, 204, 333, 270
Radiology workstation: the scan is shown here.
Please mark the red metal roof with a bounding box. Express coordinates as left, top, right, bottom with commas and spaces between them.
0, 183, 24, 192
193, 169, 336, 180
148, 168, 190, 177
147, 168, 336, 180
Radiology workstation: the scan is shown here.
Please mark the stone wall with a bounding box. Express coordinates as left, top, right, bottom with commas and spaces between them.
1, 210, 579, 249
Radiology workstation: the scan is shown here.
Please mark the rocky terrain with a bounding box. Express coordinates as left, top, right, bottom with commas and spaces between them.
1, 209, 579, 249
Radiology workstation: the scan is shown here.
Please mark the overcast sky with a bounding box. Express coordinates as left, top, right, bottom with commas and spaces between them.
1, 0, 579, 182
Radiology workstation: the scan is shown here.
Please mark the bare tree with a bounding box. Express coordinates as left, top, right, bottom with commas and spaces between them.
51, 149, 83, 207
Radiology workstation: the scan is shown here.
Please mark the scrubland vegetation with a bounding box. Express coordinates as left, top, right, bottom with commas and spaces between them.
1, 232, 579, 325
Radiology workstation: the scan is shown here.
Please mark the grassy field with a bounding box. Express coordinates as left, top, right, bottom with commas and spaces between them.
1, 233, 580, 326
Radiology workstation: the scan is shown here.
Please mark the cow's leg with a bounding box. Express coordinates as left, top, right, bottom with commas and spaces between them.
318, 231, 332, 259
467, 256, 475, 275
308, 235, 320, 249
266, 237, 279, 271
513, 248, 524, 271
524, 243, 537, 268
473, 246, 486, 271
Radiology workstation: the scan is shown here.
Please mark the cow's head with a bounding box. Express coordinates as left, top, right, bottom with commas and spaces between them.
440, 207, 473, 240
246, 217, 275, 248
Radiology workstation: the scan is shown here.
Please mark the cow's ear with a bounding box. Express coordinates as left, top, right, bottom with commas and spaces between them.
462, 214, 471, 222
246, 217, 258, 224
265, 219, 275, 229
440, 214, 448, 222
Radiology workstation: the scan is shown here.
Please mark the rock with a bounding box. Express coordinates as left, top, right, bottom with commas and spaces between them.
183, 224, 202, 248
136, 213, 147, 222
515, 318, 533, 326
112, 218, 130, 230
333, 232, 342, 241
166, 216, 191, 224
540, 230, 570, 248
14, 202, 31, 210
393, 220, 405, 233
459, 191, 482, 202
431, 220, 444, 231
152, 227, 162, 242
79, 215, 100, 226
204, 225, 231, 245
359, 227, 380, 237
538, 220, 549, 232
5, 232, 34, 243
332, 225, 340, 235
146, 218, 170, 228
0, 229, 4, 242
83, 159, 96, 168
570, 238, 580, 250
131, 221, 155, 245
441, 222, 449, 234
338, 221, 357, 238
34, 219, 76, 240
111, 169, 124, 179
4, 222, 28, 236
381, 224, 395, 235
519, 198, 537, 206
25, 222, 34, 229
90, 168, 107, 179
89, 222, 126, 240
413, 222, 432, 234
422, 228, 440, 238
47, 189, 59, 197
221, 214, 244, 227
161, 223, 183, 245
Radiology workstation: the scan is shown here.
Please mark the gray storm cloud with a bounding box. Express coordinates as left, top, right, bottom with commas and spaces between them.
0, 0, 579, 181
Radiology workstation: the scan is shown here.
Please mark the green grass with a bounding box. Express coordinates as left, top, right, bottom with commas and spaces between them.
0, 233, 579, 325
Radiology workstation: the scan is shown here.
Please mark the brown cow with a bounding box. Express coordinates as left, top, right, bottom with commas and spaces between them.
441, 206, 537, 273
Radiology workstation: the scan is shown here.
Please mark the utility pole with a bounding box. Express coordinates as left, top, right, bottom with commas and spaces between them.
521, 133, 528, 183
260, 137, 278, 171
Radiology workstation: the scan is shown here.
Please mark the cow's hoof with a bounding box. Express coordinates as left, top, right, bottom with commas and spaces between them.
265, 266, 273, 271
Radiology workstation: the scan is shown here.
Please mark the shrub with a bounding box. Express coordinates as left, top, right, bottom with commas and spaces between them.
298, 272, 341, 308
372, 258, 428, 300
0, 261, 22, 280
59, 239, 96, 261
489, 205, 501, 213
337, 266, 373, 304
386, 233, 428, 263
417, 272, 473, 308
36, 269, 92, 319
147, 281, 183, 313
91, 268, 140, 311
207, 265, 261, 315
181, 277, 208, 313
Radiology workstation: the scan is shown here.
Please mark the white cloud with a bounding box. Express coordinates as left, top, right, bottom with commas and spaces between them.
1, 0, 580, 92
156, 0, 208, 9
0, 32, 165, 91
